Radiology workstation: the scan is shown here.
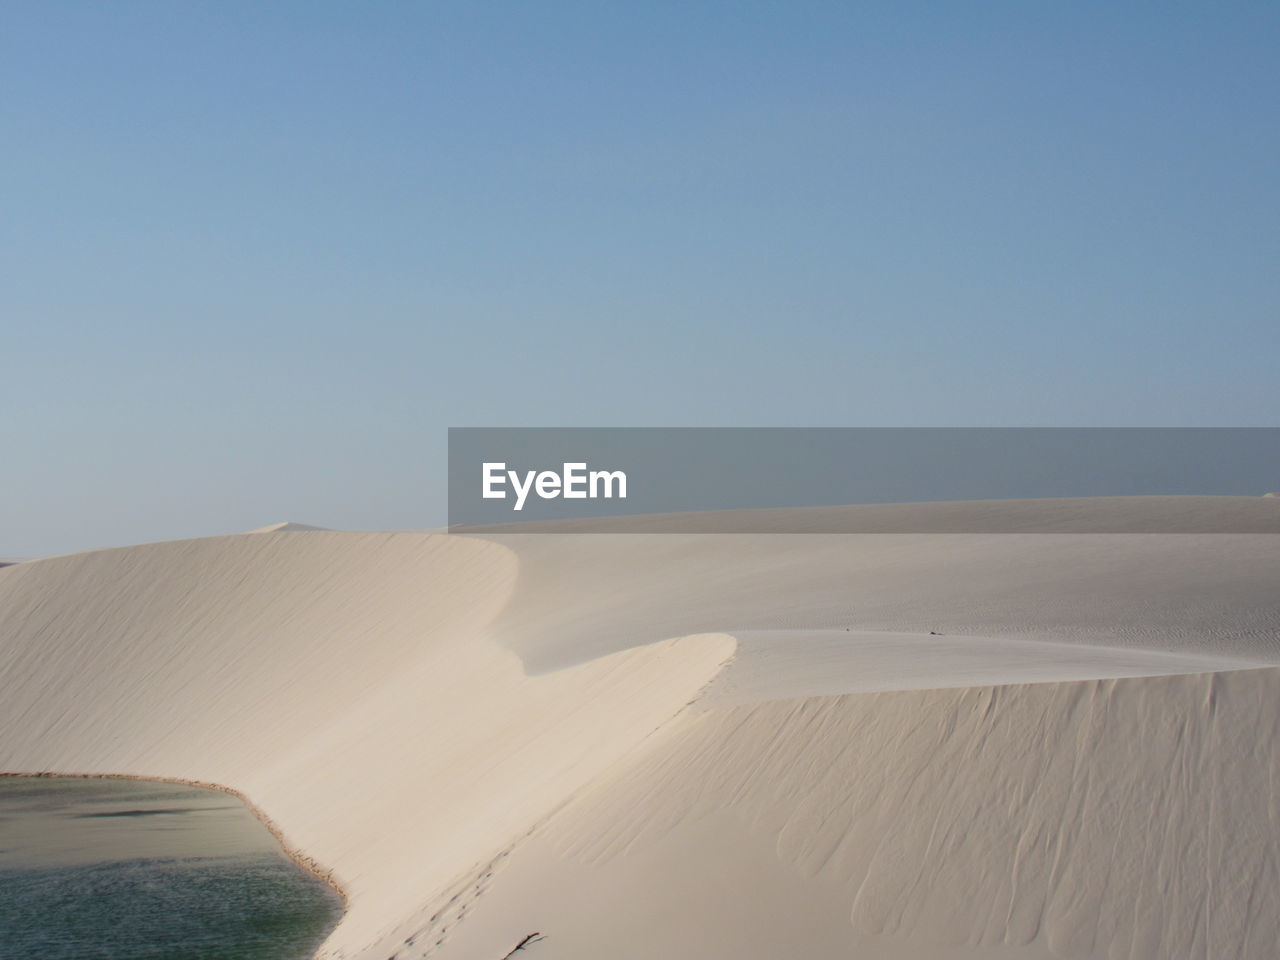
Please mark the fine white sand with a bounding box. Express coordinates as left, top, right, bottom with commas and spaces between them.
1, 496, 1278, 959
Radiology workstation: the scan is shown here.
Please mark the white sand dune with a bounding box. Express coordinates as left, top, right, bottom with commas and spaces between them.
1, 497, 1278, 959
244, 520, 332, 533
0, 532, 729, 956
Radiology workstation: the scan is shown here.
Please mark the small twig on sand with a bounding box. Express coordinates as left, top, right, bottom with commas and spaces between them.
501, 933, 545, 958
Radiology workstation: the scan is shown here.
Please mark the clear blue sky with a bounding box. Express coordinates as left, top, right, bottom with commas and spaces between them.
3, 2, 1277, 555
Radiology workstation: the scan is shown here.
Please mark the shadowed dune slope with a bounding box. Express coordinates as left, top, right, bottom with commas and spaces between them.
478, 501, 1280, 676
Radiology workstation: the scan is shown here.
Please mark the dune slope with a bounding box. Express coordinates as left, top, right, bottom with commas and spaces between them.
428, 667, 1280, 960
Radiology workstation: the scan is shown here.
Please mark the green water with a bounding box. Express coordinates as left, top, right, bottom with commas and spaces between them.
0, 777, 342, 960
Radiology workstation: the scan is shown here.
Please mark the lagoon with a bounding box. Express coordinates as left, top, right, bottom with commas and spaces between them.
0, 776, 341, 960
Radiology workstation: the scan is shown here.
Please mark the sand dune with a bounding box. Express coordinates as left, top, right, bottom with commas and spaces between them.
1, 497, 1278, 959
245, 521, 332, 533
0, 532, 729, 956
